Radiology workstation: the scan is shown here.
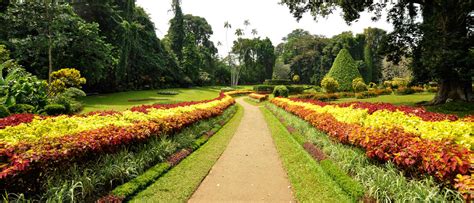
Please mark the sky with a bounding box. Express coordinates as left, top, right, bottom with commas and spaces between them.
136, 0, 394, 56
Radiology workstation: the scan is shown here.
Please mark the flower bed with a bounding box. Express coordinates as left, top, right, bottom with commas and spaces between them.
224, 89, 254, 97
270, 97, 473, 197
249, 93, 268, 102
0, 93, 235, 187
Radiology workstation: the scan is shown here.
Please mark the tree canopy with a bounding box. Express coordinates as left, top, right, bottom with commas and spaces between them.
280, 0, 474, 103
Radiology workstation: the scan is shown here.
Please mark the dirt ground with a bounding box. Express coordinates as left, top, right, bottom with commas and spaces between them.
188, 98, 294, 202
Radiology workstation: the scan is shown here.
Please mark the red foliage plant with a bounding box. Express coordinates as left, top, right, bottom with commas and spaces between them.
271, 99, 472, 184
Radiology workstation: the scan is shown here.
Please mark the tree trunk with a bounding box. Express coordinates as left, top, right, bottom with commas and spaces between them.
430, 79, 473, 105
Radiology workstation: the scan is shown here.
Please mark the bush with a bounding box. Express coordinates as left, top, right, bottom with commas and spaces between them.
292, 75, 300, 83
263, 79, 290, 85
287, 85, 305, 94
253, 85, 275, 93
321, 77, 339, 93
325, 49, 362, 91
391, 77, 410, 88
8, 104, 35, 114
356, 91, 378, 99
395, 87, 415, 95
50, 68, 86, 95
352, 77, 368, 93
0, 105, 10, 118
44, 104, 67, 116
273, 85, 289, 98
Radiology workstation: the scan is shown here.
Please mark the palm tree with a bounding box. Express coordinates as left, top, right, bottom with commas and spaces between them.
251, 29, 258, 37
217, 41, 223, 46
235, 28, 244, 38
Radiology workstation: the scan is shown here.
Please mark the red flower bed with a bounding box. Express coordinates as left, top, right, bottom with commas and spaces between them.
0, 96, 235, 192
271, 99, 472, 184
0, 114, 38, 129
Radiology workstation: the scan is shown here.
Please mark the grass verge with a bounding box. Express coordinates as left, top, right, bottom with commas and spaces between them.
266, 103, 463, 202
129, 104, 244, 202
260, 107, 353, 202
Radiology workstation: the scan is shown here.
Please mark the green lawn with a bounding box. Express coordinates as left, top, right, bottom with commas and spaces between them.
79, 87, 221, 113
261, 107, 353, 202
130, 104, 244, 202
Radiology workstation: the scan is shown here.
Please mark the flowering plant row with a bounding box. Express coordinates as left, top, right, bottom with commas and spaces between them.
249, 93, 268, 102
286, 98, 473, 148
0, 94, 235, 184
224, 90, 254, 97
270, 98, 472, 191
0, 94, 233, 146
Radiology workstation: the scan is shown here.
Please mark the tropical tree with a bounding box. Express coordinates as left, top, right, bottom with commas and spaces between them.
169, 0, 185, 63
280, 0, 473, 104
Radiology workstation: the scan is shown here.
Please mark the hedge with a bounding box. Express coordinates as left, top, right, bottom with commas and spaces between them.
326, 49, 362, 91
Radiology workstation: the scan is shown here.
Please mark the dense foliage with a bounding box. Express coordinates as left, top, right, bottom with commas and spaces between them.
280, 0, 474, 104
325, 49, 362, 91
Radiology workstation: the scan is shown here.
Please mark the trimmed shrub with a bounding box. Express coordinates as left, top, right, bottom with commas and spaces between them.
321, 77, 339, 93
8, 104, 35, 114
320, 159, 365, 199
326, 49, 362, 91
0, 105, 10, 118
263, 79, 290, 85
253, 85, 275, 93
292, 75, 300, 83
352, 77, 368, 93
273, 85, 289, 98
395, 87, 415, 95
44, 104, 67, 116
287, 85, 305, 94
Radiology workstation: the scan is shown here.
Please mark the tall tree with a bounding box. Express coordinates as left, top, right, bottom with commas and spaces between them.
169, 0, 185, 63
280, 0, 473, 104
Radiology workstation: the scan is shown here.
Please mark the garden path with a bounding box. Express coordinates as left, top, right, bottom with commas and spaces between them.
188, 97, 294, 202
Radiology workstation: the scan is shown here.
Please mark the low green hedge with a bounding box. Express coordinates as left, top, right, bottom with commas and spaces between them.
44, 104, 67, 116
320, 160, 365, 199
253, 85, 275, 93
263, 79, 291, 85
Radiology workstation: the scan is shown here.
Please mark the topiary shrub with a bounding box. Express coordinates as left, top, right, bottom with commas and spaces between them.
286, 85, 305, 94
8, 104, 35, 114
273, 85, 289, 98
0, 105, 10, 118
352, 77, 368, 93
253, 85, 275, 93
321, 77, 339, 93
44, 104, 67, 116
325, 49, 362, 91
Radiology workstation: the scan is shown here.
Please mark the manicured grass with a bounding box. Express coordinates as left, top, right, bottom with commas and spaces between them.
333, 93, 435, 106
425, 101, 474, 117
79, 87, 220, 113
260, 107, 352, 202
129, 104, 244, 202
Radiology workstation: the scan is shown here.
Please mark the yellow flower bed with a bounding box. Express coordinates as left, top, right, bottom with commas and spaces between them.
274, 98, 474, 148
0, 95, 234, 145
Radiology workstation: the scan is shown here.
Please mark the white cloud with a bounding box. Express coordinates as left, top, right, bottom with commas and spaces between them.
136, 0, 393, 56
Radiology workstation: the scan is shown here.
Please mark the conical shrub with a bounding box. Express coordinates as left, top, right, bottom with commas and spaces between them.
326, 49, 362, 91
